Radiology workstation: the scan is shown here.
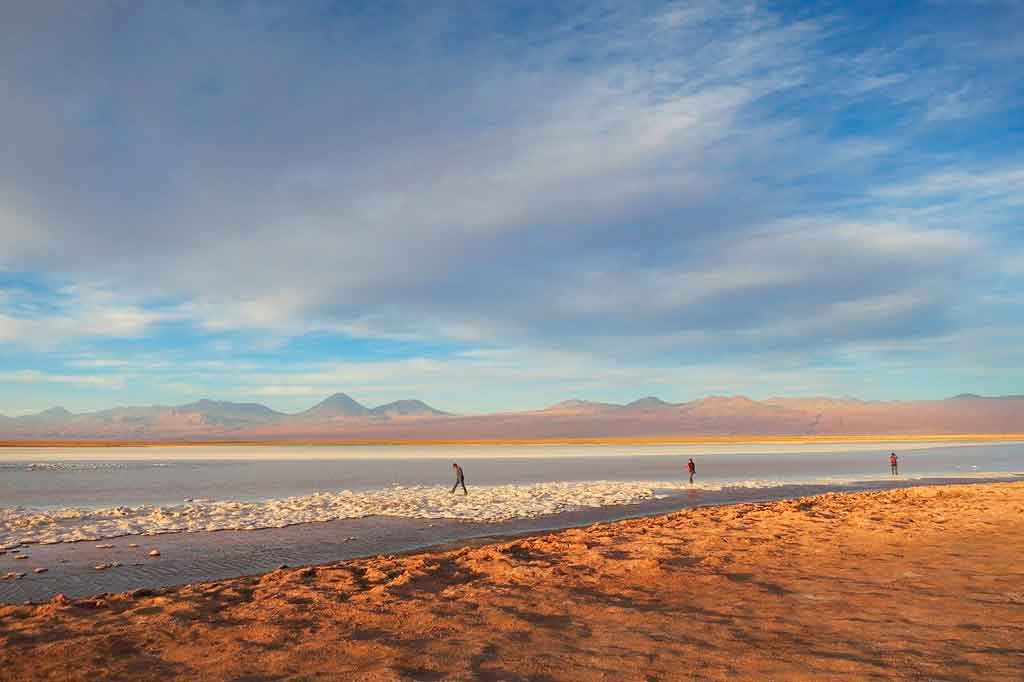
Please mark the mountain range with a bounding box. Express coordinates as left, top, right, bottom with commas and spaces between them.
1, 393, 1023, 442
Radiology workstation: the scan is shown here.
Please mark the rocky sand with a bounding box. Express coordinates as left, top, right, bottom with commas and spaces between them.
1, 481, 1022, 681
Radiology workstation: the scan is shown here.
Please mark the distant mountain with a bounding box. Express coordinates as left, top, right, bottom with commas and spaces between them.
1, 393, 1022, 442
624, 396, 674, 410
176, 399, 285, 424
369, 400, 449, 418
17, 406, 73, 423
298, 393, 370, 418
543, 399, 621, 414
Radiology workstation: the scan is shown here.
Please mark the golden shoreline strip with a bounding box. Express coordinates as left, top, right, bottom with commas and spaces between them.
2, 433, 1024, 448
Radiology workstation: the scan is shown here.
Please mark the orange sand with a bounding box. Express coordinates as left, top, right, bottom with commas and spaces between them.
2, 482, 1023, 681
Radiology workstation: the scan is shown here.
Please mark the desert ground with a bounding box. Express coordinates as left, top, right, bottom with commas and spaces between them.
2, 481, 1022, 681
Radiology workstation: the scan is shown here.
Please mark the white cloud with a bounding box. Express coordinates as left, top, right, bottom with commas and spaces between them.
0, 287, 175, 345
0, 369, 126, 389
0, 1, 1019, 405
876, 167, 1024, 201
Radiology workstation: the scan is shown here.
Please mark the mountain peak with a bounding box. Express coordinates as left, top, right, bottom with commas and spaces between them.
302, 393, 370, 417
370, 399, 449, 417
13, 406, 73, 423
625, 396, 671, 409
176, 399, 284, 423
40, 405, 72, 417
696, 395, 757, 405
545, 399, 620, 413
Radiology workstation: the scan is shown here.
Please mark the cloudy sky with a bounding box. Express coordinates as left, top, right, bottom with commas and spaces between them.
1, 1, 1022, 415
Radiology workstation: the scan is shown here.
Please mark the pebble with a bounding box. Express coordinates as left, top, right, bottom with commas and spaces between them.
33, 567, 48, 573
148, 549, 161, 557
93, 561, 122, 571
14, 555, 29, 560
95, 544, 115, 549
127, 543, 139, 548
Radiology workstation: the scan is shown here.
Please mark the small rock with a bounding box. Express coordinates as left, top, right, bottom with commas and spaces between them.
51, 593, 70, 605
77, 598, 106, 609
14, 555, 29, 560
130, 588, 155, 599
148, 549, 161, 557
276, 564, 289, 570
127, 543, 139, 548
94, 562, 121, 570
95, 544, 115, 549
33, 567, 48, 573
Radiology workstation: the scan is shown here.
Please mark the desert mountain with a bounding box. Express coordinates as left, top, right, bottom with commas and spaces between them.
16, 406, 73, 423
542, 399, 621, 414
625, 397, 675, 410
297, 393, 370, 418
177, 399, 286, 424
1, 393, 1022, 442
369, 400, 450, 418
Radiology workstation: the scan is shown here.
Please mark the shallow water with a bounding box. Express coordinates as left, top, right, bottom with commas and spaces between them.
2, 441, 1022, 509
1, 441, 1022, 602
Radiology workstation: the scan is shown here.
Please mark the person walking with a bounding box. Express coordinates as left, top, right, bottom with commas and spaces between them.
687, 458, 696, 484
451, 462, 468, 495
890, 452, 898, 476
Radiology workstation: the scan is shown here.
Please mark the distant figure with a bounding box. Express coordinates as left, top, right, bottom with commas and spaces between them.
687, 458, 696, 484
890, 452, 898, 476
451, 462, 467, 495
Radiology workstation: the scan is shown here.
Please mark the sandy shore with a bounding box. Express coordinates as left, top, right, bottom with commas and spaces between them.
2, 483, 1022, 681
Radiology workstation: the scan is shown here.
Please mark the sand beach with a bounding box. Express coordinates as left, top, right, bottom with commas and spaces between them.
1, 481, 1022, 681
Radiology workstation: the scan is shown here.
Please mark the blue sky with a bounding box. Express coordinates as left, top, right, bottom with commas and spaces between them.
1, 1, 1022, 415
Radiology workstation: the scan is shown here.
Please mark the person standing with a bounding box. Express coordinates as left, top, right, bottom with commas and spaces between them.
890, 452, 898, 476
451, 462, 468, 495
687, 458, 696, 484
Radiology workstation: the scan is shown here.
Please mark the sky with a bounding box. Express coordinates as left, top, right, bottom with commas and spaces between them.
1, 0, 1022, 416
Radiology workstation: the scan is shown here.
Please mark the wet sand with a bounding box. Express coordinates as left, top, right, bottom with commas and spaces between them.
2, 481, 1023, 681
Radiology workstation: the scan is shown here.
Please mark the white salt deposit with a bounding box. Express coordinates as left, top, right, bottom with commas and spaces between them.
2, 469, 1016, 550
0, 479, 758, 549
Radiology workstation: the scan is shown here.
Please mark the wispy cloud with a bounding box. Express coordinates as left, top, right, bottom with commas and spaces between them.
0, 370, 126, 390
0, 1, 1021, 410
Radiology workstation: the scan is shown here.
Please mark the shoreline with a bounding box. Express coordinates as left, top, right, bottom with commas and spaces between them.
4, 432, 1024, 448
2, 474, 1021, 602
2, 480, 1022, 681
